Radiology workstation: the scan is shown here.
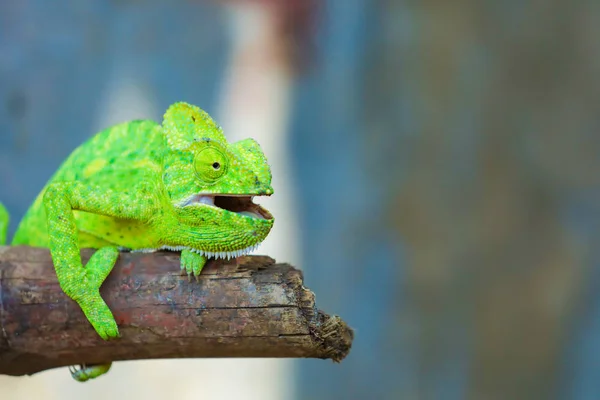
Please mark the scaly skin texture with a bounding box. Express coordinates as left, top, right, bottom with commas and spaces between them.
0, 102, 274, 381
0, 203, 8, 245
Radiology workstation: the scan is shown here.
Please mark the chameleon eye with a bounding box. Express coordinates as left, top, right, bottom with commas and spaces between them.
194, 147, 228, 184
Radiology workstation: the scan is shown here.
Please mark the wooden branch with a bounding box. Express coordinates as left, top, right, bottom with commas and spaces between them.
0, 246, 353, 376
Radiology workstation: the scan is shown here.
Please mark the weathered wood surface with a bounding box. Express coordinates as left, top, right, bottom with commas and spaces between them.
0, 246, 353, 376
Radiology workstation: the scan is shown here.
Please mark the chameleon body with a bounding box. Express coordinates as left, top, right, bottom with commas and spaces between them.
0, 102, 274, 381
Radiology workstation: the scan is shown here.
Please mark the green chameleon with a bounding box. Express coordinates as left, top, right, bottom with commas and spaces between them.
0, 102, 274, 381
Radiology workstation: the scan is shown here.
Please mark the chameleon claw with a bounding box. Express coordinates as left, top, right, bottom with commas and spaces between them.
69, 364, 87, 381
181, 249, 207, 280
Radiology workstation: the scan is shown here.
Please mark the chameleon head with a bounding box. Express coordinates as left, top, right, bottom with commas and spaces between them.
160, 102, 274, 256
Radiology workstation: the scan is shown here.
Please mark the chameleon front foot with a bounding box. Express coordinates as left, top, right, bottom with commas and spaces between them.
69, 247, 120, 339
69, 362, 112, 382
180, 249, 207, 281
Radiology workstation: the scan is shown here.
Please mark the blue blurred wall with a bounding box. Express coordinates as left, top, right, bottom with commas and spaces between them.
3, 1, 600, 400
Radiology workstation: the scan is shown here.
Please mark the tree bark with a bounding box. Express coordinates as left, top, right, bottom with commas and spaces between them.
0, 246, 353, 376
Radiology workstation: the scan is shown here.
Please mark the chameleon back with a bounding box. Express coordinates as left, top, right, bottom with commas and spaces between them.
12, 119, 162, 247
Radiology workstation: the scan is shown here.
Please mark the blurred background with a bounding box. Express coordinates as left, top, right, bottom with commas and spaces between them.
1, 0, 600, 399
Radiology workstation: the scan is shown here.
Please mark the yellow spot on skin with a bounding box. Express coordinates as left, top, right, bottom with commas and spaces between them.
132, 159, 160, 172
83, 159, 107, 178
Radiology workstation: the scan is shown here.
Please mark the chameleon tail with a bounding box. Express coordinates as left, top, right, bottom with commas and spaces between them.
0, 203, 8, 245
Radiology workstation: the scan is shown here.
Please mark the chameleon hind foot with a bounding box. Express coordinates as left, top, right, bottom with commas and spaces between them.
69, 362, 112, 382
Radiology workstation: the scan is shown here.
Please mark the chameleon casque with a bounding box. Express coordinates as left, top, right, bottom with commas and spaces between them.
0, 102, 274, 381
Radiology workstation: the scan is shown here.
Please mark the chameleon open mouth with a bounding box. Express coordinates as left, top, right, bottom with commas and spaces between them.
184, 194, 273, 220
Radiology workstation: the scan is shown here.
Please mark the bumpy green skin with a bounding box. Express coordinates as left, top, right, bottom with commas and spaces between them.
0, 102, 274, 381
0, 203, 8, 245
